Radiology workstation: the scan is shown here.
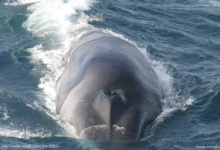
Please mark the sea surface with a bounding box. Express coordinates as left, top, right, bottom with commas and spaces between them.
0, 0, 220, 149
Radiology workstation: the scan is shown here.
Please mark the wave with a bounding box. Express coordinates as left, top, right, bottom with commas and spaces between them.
198, 0, 220, 7
4, 0, 40, 5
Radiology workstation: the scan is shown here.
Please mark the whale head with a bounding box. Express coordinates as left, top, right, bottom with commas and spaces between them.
71, 89, 143, 140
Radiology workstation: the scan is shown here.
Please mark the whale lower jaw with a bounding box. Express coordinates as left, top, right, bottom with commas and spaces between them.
79, 124, 136, 140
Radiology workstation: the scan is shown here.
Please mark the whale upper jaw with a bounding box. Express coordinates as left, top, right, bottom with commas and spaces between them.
92, 89, 128, 126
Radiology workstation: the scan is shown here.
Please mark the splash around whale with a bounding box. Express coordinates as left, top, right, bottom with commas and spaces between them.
56, 31, 164, 140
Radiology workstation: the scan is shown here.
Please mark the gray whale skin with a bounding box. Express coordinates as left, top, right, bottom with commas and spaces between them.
56, 31, 164, 140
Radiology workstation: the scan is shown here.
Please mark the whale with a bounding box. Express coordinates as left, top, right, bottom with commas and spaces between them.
56, 31, 164, 140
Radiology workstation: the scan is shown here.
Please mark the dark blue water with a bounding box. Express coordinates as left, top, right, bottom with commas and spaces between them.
0, 0, 220, 149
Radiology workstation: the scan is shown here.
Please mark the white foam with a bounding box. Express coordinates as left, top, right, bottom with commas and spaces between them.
0, 106, 10, 121
4, 0, 39, 6
182, 96, 195, 110
27, 45, 63, 112
142, 56, 195, 140
3, 112, 10, 121
88, 14, 104, 22
0, 127, 51, 139
24, 0, 96, 112
79, 124, 126, 139
23, 0, 95, 43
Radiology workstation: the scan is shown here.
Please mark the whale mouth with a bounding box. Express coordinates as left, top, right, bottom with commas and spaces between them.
79, 125, 135, 140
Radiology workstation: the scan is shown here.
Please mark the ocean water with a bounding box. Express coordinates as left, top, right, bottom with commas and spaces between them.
0, 0, 220, 149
